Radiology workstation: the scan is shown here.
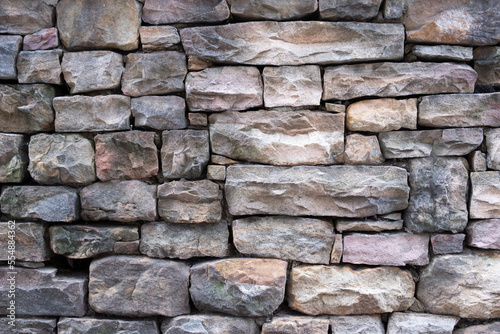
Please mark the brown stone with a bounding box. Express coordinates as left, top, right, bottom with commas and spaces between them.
188, 113, 208, 128
431, 234, 465, 254
0, 222, 50, 262
0, 0, 54, 35
470, 172, 500, 219
17, 50, 63, 85
0, 133, 28, 183
23, 27, 59, 51
319, 0, 383, 21
231, 0, 318, 21
330, 315, 385, 334
187, 56, 213, 71
386, 313, 459, 334
474, 46, 500, 87
336, 218, 403, 232
262, 316, 330, 334
132, 96, 187, 130
207, 165, 225, 181
330, 234, 343, 263
143, 0, 230, 24
0, 35, 22, 80
466, 219, 500, 250
486, 128, 500, 170
344, 134, 384, 165
162, 315, 259, 334
58, 318, 160, 334
412, 45, 473, 61
140, 26, 180, 52
212, 154, 239, 165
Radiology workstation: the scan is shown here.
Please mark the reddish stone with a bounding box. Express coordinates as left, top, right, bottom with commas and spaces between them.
466, 219, 500, 250
431, 234, 465, 254
23, 28, 59, 51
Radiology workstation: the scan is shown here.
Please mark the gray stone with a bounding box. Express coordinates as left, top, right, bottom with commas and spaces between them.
4, 318, 56, 334
132, 96, 187, 130
469, 172, 500, 219
0, 35, 21, 80
207, 165, 226, 181
58, 318, 160, 334
188, 113, 208, 128
23, 27, 59, 51
431, 234, 465, 254
336, 218, 403, 232
344, 134, 384, 165
325, 103, 346, 113
471, 151, 487, 172
17, 50, 62, 85
466, 219, 500, 250
162, 315, 259, 334
230, 0, 318, 21
0, 133, 28, 183
412, 45, 473, 61
143, 0, 230, 24
0, 0, 54, 35
474, 46, 500, 87
140, 26, 181, 52
262, 316, 330, 334
0, 222, 50, 262
454, 322, 500, 334
387, 312, 459, 334
319, 0, 383, 21
383, 0, 403, 19
486, 128, 500, 170
330, 315, 385, 334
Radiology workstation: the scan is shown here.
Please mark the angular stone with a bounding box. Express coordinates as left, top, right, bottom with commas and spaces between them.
207, 165, 226, 181
288, 265, 414, 315
157, 180, 222, 223
7, 318, 57, 334
0, 267, 87, 316
186, 66, 262, 112
143, 0, 230, 24
162, 315, 259, 334
61, 51, 124, 94
140, 26, 180, 52
161, 130, 209, 179
188, 113, 208, 128
225, 165, 409, 217
132, 96, 187, 130
58, 318, 160, 334
262, 316, 329, 334
387, 313, 459, 334
418, 93, 500, 128
190, 258, 287, 316
50, 225, 139, 259
323, 62, 476, 100
418, 251, 500, 318
336, 218, 403, 232
231, 0, 318, 21
180, 22, 404, 65
0, 133, 28, 183
187, 56, 213, 71
233, 216, 335, 264
379, 128, 483, 158
122, 52, 187, 97
319, 0, 383, 21
53, 95, 130, 132
470, 172, 500, 219
0, 35, 21, 80
325, 103, 346, 113
344, 134, 384, 165
487, 128, 500, 170
17, 50, 62, 85
57, 0, 141, 51
0, 186, 79, 222
383, 0, 403, 19
95, 131, 158, 181
330, 315, 385, 334
343, 233, 429, 266
412, 45, 473, 61
347, 98, 417, 132
454, 323, 500, 334
263, 66, 322, 108
405, 0, 500, 46
0, 0, 54, 35
23, 27, 59, 51
81, 181, 157, 223
431, 234, 465, 254
29, 133, 96, 185
0, 222, 50, 262
89, 255, 190, 316
210, 110, 344, 165
474, 46, 500, 87
466, 219, 500, 250
212, 154, 239, 165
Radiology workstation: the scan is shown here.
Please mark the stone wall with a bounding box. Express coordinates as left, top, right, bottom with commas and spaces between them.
0, 0, 500, 333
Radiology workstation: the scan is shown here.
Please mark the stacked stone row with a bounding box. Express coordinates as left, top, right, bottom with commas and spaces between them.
1, 0, 500, 333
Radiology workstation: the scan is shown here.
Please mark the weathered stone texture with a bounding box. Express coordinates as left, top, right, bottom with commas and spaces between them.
0, 222, 50, 262
132, 96, 187, 130
17, 50, 62, 85
431, 234, 465, 254
454, 323, 500, 334
140, 26, 180, 52
0, 133, 28, 183
143, 0, 230, 24
189, 113, 208, 128
470, 172, 500, 219
262, 316, 330, 334
387, 313, 459, 334
0, 35, 22, 80
23, 27, 59, 51
319, 0, 383, 21
58, 318, 160, 334
7, 318, 57, 334
162, 315, 259, 334
471, 151, 487, 172
207, 164, 226, 181
474, 46, 500, 87
0, 0, 54, 35
330, 315, 385, 334
486, 128, 500, 170
344, 134, 384, 165
231, 0, 318, 21
330, 234, 343, 263
412, 45, 473, 61
336, 218, 403, 232
466, 219, 500, 250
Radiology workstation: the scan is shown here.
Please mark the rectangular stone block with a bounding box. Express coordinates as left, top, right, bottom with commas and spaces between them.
0, 35, 22, 80
0, 133, 28, 183
132, 96, 187, 130
431, 234, 465, 254
3, 318, 57, 334
231, 0, 318, 21
262, 316, 329, 334
58, 318, 160, 334
319, 0, 383, 21
344, 134, 384, 165
387, 313, 459, 334
412, 45, 473, 61
330, 315, 385, 334
0, 0, 54, 35
143, 0, 230, 24
162, 315, 259, 334
17, 50, 63, 85
140, 26, 180, 52
23, 27, 59, 51
468, 172, 500, 219
474, 46, 500, 87
336, 218, 403, 232
0, 222, 50, 262
466, 219, 500, 250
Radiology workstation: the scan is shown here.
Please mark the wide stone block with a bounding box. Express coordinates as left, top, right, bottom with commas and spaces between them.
17, 50, 62, 85
23, 27, 59, 51
6, 318, 57, 334
431, 234, 465, 254
180, 22, 404, 65
387, 313, 459, 334
344, 134, 384, 165
470, 172, 500, 219
0, 222, 50, 262
140, 26, 180, 52
89, 255, 190, 317
412, 45, 473, 61
0, 133, 28, 183
132, 96, 187, 130
323, 62, 476, 100
454, 323, 500, 334
336, 218, 403, 232
0, 35, 22, 80
0, 0, 54, 35
162, 315, 259, 334
230, 0, 318, 21
466, 219, 500, 250
319, 0, 383, 21
474, 46, 500, 87
143, 0, 230, 24
58, 318, 160, 334
209, 110, 344, 165
486, 128, 500, 170
262, 316, 330, 334
288, 265, 414, 315
330, 315, 385, 334
225, 165, 409, 217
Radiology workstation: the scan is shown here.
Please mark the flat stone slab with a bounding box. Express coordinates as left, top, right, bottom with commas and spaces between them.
23, 27, 59, 51
466, 219, 500, 250
143, 0, 230, 24
17, 50, 63, 85
336, 218, 403, 232
0, 0, 54, 35
262, 316, 330, 334
140, 26, 180, 52
10, 318, 57, 334
58, 318, 160, 334
454, 322, 500, 334
431, 234, 465, 254
386, 313, 459, 334
319, 0, 383, 21
0, 222, 50, 262
132, 96, 187, 130
470, 172, 500, 219
162, 315, 259, 334
330, 315, 385, 334
231, 0, 318, 21
412, 45, 473, 61
0, 35, 22, 80
0, 133, 28, 183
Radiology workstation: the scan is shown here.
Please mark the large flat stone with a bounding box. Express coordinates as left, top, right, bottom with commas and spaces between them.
209, 110, 344, 165
5, 318, 56, 334
225, 165, 409, 217
486, 128, 500, 170
330, 315, 385, 334
474, 46, 500, 87
132, 96, 187, 130
180, 22, 404, 65
386, 313, 459, 334
58, 318, 160, 334
17, 50, 63, 85
319, 0, 383, 21
0, 35, 22, 80
0, 0, 54, 35
230, 0, 318, 21
470, 172, 500, 219
0, 133, 28, 183
143, 0, 230, 24
0, 222, 50, 262
162, 315, 259, 334
412, 45, 473, 61
23, 27, 59, 51
466, 219, 500, 250
262, 316, 330, 334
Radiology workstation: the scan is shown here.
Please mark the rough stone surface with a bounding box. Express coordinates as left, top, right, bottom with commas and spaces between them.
186, 66, 263, 112
140, 26, 180, 52
454, 323, 500, 334
486, 128, 500, 170
0, 35, 22, 80
474, 46, 500, 87
330, 315, 385, 334
122, 52, 187, 97
387, 312, 459, 334
189, 113, 208, 127
0, 0, 54, 35
209, 110, 344, 165
180, 22, 404, 65
233, 216, 335, 264
157, 180, 222, 223
470, 172, 500, 219
230, 0, 318, 21
0, 222, 50, 262
29, 133, 96, 185
58, 318, 160, 334
225, 165, 409, 217
53, 95, 131, 132
207, 165, 226, 181
132, 96, 187, 130
288, 265, 415, 315
323, 62, 476, 100
344, 134, 384, 165
81, 180, 157, 222
17, 50, 62, 85
262, 316, 330, 334
190, 258, 287, 316
89, 256, 190, 317
187, 56, 213, 71
143, 0, 230, 24
140, 221, 228, 259
0, 133, 28, 183
412, 45, 473, 61
0, 186, 79, 222
7, 318, 57, 334
319, 0, 383, 21
470, 151, 487, 172
325, 103, 346, 113
466, 219, 500, 250
162, 315, 259, 334
212, 154, 239, 165
336, 218, 403, 232
57, 0, 141, 51
23, 27, 59, 51
431, 234, 465, 254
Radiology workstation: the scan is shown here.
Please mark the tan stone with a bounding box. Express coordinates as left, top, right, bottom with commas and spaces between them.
470, 172, 500, 219
140, 26, 180, 52
17, 50, 63, 85
325, 103, 346, 113
344, 134, 384, 165
330, 234, 343, 263
207, 165, 225, 181
211, 154, 239, 165
143, 0, 230, 24
0, 0, 54, 35
262, 316, 330, 334
231, 0, 318, 21
336, 218, 403, 232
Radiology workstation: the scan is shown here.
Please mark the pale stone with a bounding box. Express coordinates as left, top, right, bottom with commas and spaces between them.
17, 50, 63, 85
132, 96, 187, 130
0, 35, 22, 80
262, 316, 329, 334
413, 45, 473, 61
330, 315, 385, 334
231, 0, 318, 20
210, 110, 344, 165
0, 222, 50, 262
325, 103, 346, 113
344, 134, 384, 165
474, 46, 500, 87
486, 128, 500, 170
431, 234, 465, 254
207, 165, 225, 181
212, 154, 239, 165
162, 315, 259, 334
466, 219, 500, 250
23, 27, 59, 51
454, 323, 500, 334
143, 0, 230, 24
58, 318, 160, 334
330, 234, 343, 263
319, 0, 383, 21
470, 172, 500, 219
140, 26, 180, 52
188, 113, 208, 128
336, 218, 403, 232
0, 0, 54, 35
0, 133, 28, 183
5, 318, 56, 334
470, 151, 487, 172
387, 312, 459, 334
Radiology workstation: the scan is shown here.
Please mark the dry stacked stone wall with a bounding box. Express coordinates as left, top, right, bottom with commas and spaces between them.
0, 0, 500, 332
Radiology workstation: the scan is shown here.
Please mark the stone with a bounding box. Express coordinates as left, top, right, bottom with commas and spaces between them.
61, 51, 124, 94
143, 0, 230, 24
0, 222, 50, 262
379, 128, 483, 158
0, 133, 28, 183
486, 128, 500, 170
5, 318, 57, 334
186, 66, 262, 112
233, 216, 335, 264
474, 46, 500, 87
387, 313, 459, 334
140, 26, 180, 52
405, 0, 500, 46
325, 103, 346, 113
383, 0, 403, 19
0, 35, 22, 80
162, 315, 259, 334
0, 0, 54, 35
330, 234, 343, 263
57, 0, 141, 51
412, 45, 473, 61
190, 258, 287, 316
188, 113, 208, 128
469, 172, 500, 219
418, 93, 500, 128
50, 225, 139, 259
347, 98, 417, 132
95, 131, 158, 181
0, 267, 87, 316
23, 27, 59, 51
157, 180, 222, 223
89, 255, 190, 317
336, 218, 403, 232
324, 62, 476, 100
161, 130, 210, 179
17, 50, 62, 85
209, 110, 344, 165
454, 323, 500, 334
0, 186, 79, 222
212, 154, 239, 165
343, 233, 429, 266
180, 22, 404, 65
0, 84, 55, 133
330, 315, 385, 334
417, 251, 500, 319
466, 219, 500, 250
132, 96, 187, 130
207, 165, 225, 181
262, 316, 329, 334
53, 95, 131, 132
81, 181, 157, 223
187, 56, 213, 71
319, 0, 383, 21
344, 134, 384, 165
431, 234, 465, 254
288, 265, 414, 315
231, 0, 318, 21
225, 165, 409, 217
28, 133, 96, 185
471, 151, 488, 172
58, 318, 160, 334
263, 66, 322, 108
122, 52, 187, 97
